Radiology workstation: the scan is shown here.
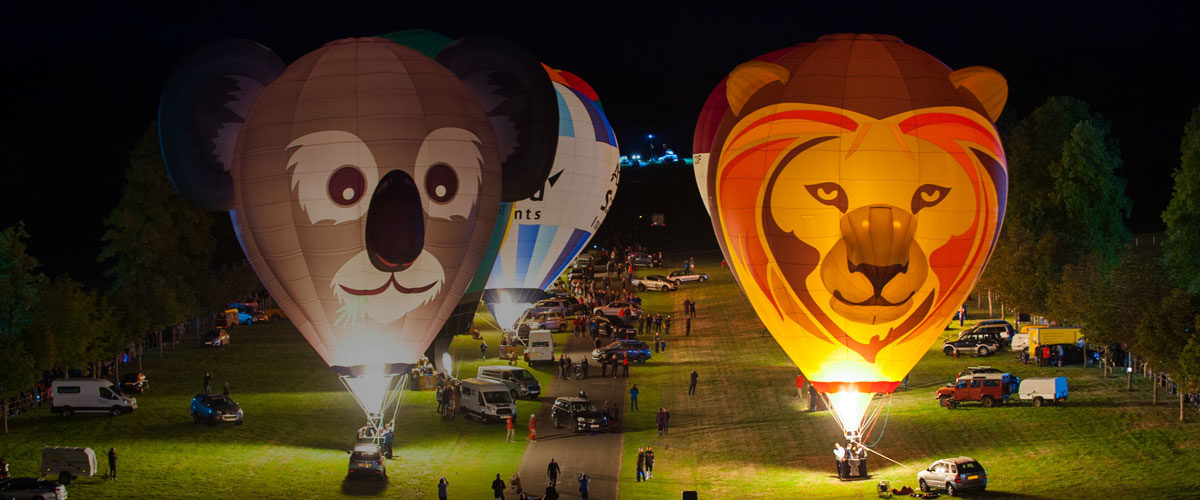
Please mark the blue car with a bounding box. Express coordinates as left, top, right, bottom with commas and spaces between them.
190, 394, 243, 425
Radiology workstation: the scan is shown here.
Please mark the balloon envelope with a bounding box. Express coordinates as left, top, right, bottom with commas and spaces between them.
702, 34, 1007, 435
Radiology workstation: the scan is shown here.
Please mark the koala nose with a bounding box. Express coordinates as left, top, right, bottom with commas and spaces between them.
839, 205, 916, 292
365, 170, 425, 273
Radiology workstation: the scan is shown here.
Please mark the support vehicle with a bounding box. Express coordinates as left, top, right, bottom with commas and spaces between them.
477, 366, 541, 400
41, 446, 95, 484
347, 443, 386, 480
524, 329, 555, 364
917, 457, 987, 496
459, 378, 517, 423
551, 397, 610, 432
50, 379, 138, 416
1018, 376, 1068, 406
935, 372, 1019, 409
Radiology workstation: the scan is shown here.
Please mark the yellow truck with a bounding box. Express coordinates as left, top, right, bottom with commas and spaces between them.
1027, 327, 1084, 354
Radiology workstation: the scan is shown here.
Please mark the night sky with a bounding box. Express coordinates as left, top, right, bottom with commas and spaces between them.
2, 1, 1198, 286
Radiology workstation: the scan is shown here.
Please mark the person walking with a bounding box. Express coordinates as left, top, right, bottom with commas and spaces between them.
629, 384, 639, 411
505, 415, 516, 443
492, 473, 507, 500
437, 478, 450, 500
664, 316, 671, 335
203, 372, 212, 395
107, 447, 118, 480
547, 458, 561, 487
688, 370, 698, 395
480, 341, 488, 359
636, 448, 646, 482
655, 407, 668, 437
622, 355, 630, 378
645, 447, 655, 479
581, 358, 590, 379
578, 472, 591, 500
528, 414, 538, 442
659, 338, 666, 352
685, 316, 691, 336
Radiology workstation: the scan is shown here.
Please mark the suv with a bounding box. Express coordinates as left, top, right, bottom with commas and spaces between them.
964, 321, 1014, 344
347, 443, 386, 479
935, 372, 1019, 409
943, 330, 1002, 357
917, 457, 987, 496
551, 397, 610, 432
516, 310, 568, 333
591, 340, 652, 362
190, 394, 244, 425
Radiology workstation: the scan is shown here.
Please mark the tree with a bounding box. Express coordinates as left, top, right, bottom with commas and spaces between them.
97, 125, 217, 341
0, 224, 43, 433
1162, 107, 1200, 293
27, 275, 115, 373
1052, 119, 1132, 268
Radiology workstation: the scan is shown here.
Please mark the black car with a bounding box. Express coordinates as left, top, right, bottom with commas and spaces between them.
591, 340, 652, 362
0, 477, 67, 500
551, 397, 610, 432
594, 316, 636, 338
943, 331, 1003, 357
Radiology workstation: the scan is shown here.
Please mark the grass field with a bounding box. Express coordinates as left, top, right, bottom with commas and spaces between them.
0, 315, 554, 499
618, 255, 1200, 499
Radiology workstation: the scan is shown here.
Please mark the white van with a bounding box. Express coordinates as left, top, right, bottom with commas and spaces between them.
1010, 333, 1029, 352
525, 329, 555, 365
459, 378, 517, 423
477, 365, 541, 399
1018, 376, 1068, 406
50, 379, 138, 416
42, 446, 96, 484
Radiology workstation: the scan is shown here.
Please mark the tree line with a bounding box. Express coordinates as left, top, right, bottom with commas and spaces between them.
977, 97, 1200, 419
0, 125, 260, 432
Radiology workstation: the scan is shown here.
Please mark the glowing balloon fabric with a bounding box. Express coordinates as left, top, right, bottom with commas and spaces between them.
699, 34, 1007, 434
486, 79, 620, 295
161, 37, 510, 374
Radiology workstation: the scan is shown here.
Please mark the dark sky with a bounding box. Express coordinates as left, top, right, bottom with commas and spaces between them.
2, 1, 1198, 286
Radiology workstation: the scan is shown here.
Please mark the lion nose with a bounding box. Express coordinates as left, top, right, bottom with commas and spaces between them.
839, 205, 916, 291
365, 170, 425, 273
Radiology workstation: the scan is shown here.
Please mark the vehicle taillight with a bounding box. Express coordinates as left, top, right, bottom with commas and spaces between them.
956, 474, 963, 482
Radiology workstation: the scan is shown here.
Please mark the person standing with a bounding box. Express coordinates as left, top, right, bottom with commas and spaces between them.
107, 447, 118, 480
645, 447, 655, 479
655, 407, 668, 437
528, 414, 538, 442
505, 415, 516, 443
547, 458, 561, 487
600, 357, 608, 377
685, 316, 691, 336
581, 358, 590, 379
629, 384, 639, 411
636, 448, 646, 482
492, 473, 507, 500
437, 478, 449, 500
659, 339, 666, 352
688, 370, 699, 395
833, 442, 846, 479
796, 373, 806, 398
664, 316, 671, 336
383, 422, 395, 458
481, 341, 488, 360
0, 457, 8, 480
622, 355, 630, 378
578, 472, 591, 500
203, 372, 212, 395
654, 334, 660, 353
222, 381, 230, 397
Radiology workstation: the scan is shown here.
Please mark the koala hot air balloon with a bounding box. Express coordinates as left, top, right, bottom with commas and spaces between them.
159, 36, 556, 435
698, 34, 1008, 441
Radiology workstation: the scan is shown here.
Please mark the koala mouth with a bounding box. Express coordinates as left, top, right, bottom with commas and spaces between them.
339, 274, 437, 296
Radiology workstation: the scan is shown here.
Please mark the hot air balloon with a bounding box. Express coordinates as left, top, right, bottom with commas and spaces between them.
375, 30, 561, 372
482, 68, 621, 330
159, 36, 552, 435
699, 34, 1008, 441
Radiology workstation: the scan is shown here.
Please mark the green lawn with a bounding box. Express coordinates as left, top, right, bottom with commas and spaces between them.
619, 254, 1200, 499
0, 313, 549, 499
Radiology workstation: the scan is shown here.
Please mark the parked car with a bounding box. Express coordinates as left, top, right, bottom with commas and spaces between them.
264, 306, 288, 322
41, 446, 95, 484
477, 366, 541, 400
118, 372, 149, 394
961, 321, 1015, 344
942, 330, 1002, 357
667, 270, 710, 283
531, 298, 571, 315
190, 393, 244, 425
1018, 376, 1069, 407
201, 328, 231, 347
50, 379, 137, 416
524, 329, 555, 364
551, 397, 610, 432
955, 366, 1003, 378
0, 477, 68, 500
347, 443, 386, 479
631, 275, 677, 292
591, 340, 652, 362
549, 295, 589, 314
917, 457, 987, 496
627, 253, 660, 267
516, 310, 569, 333
935, 372, 1019, 409
593, 315, 637, 338
459, 378, 517, 423
593, 301, 642, 318
231, 303, 267, 323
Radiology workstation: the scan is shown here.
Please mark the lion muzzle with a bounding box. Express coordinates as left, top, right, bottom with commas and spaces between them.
822, 205, 928, 324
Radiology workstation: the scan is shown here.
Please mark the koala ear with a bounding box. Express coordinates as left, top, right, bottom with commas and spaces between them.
437, 35, 559, 202
726, 61, 790, 116
159, 39, 284, 212
949, 66, 1007, 122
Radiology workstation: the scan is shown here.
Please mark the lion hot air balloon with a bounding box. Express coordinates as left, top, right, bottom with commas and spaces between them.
159, 36, 554, 434
699, 34, 1008, 440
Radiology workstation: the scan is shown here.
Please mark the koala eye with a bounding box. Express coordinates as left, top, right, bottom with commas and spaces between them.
328, 166, 366, 206
911, 184, 951, 214
425, 163, 458, 204
805, 182, 848, 213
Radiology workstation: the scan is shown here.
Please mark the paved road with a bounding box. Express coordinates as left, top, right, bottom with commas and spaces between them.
517, 334, 628, 499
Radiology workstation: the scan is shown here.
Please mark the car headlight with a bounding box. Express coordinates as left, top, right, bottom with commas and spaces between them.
577, 417, 586, 422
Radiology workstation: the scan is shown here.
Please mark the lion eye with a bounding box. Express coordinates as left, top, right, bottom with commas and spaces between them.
911, 184, 951, 214
805, 182, 847, 213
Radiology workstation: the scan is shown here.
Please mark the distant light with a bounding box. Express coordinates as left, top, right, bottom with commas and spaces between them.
648, 134, 654, 139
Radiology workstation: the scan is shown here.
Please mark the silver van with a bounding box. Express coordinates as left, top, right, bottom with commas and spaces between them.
459, 378, 517, 423
476, 366, 541, 399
